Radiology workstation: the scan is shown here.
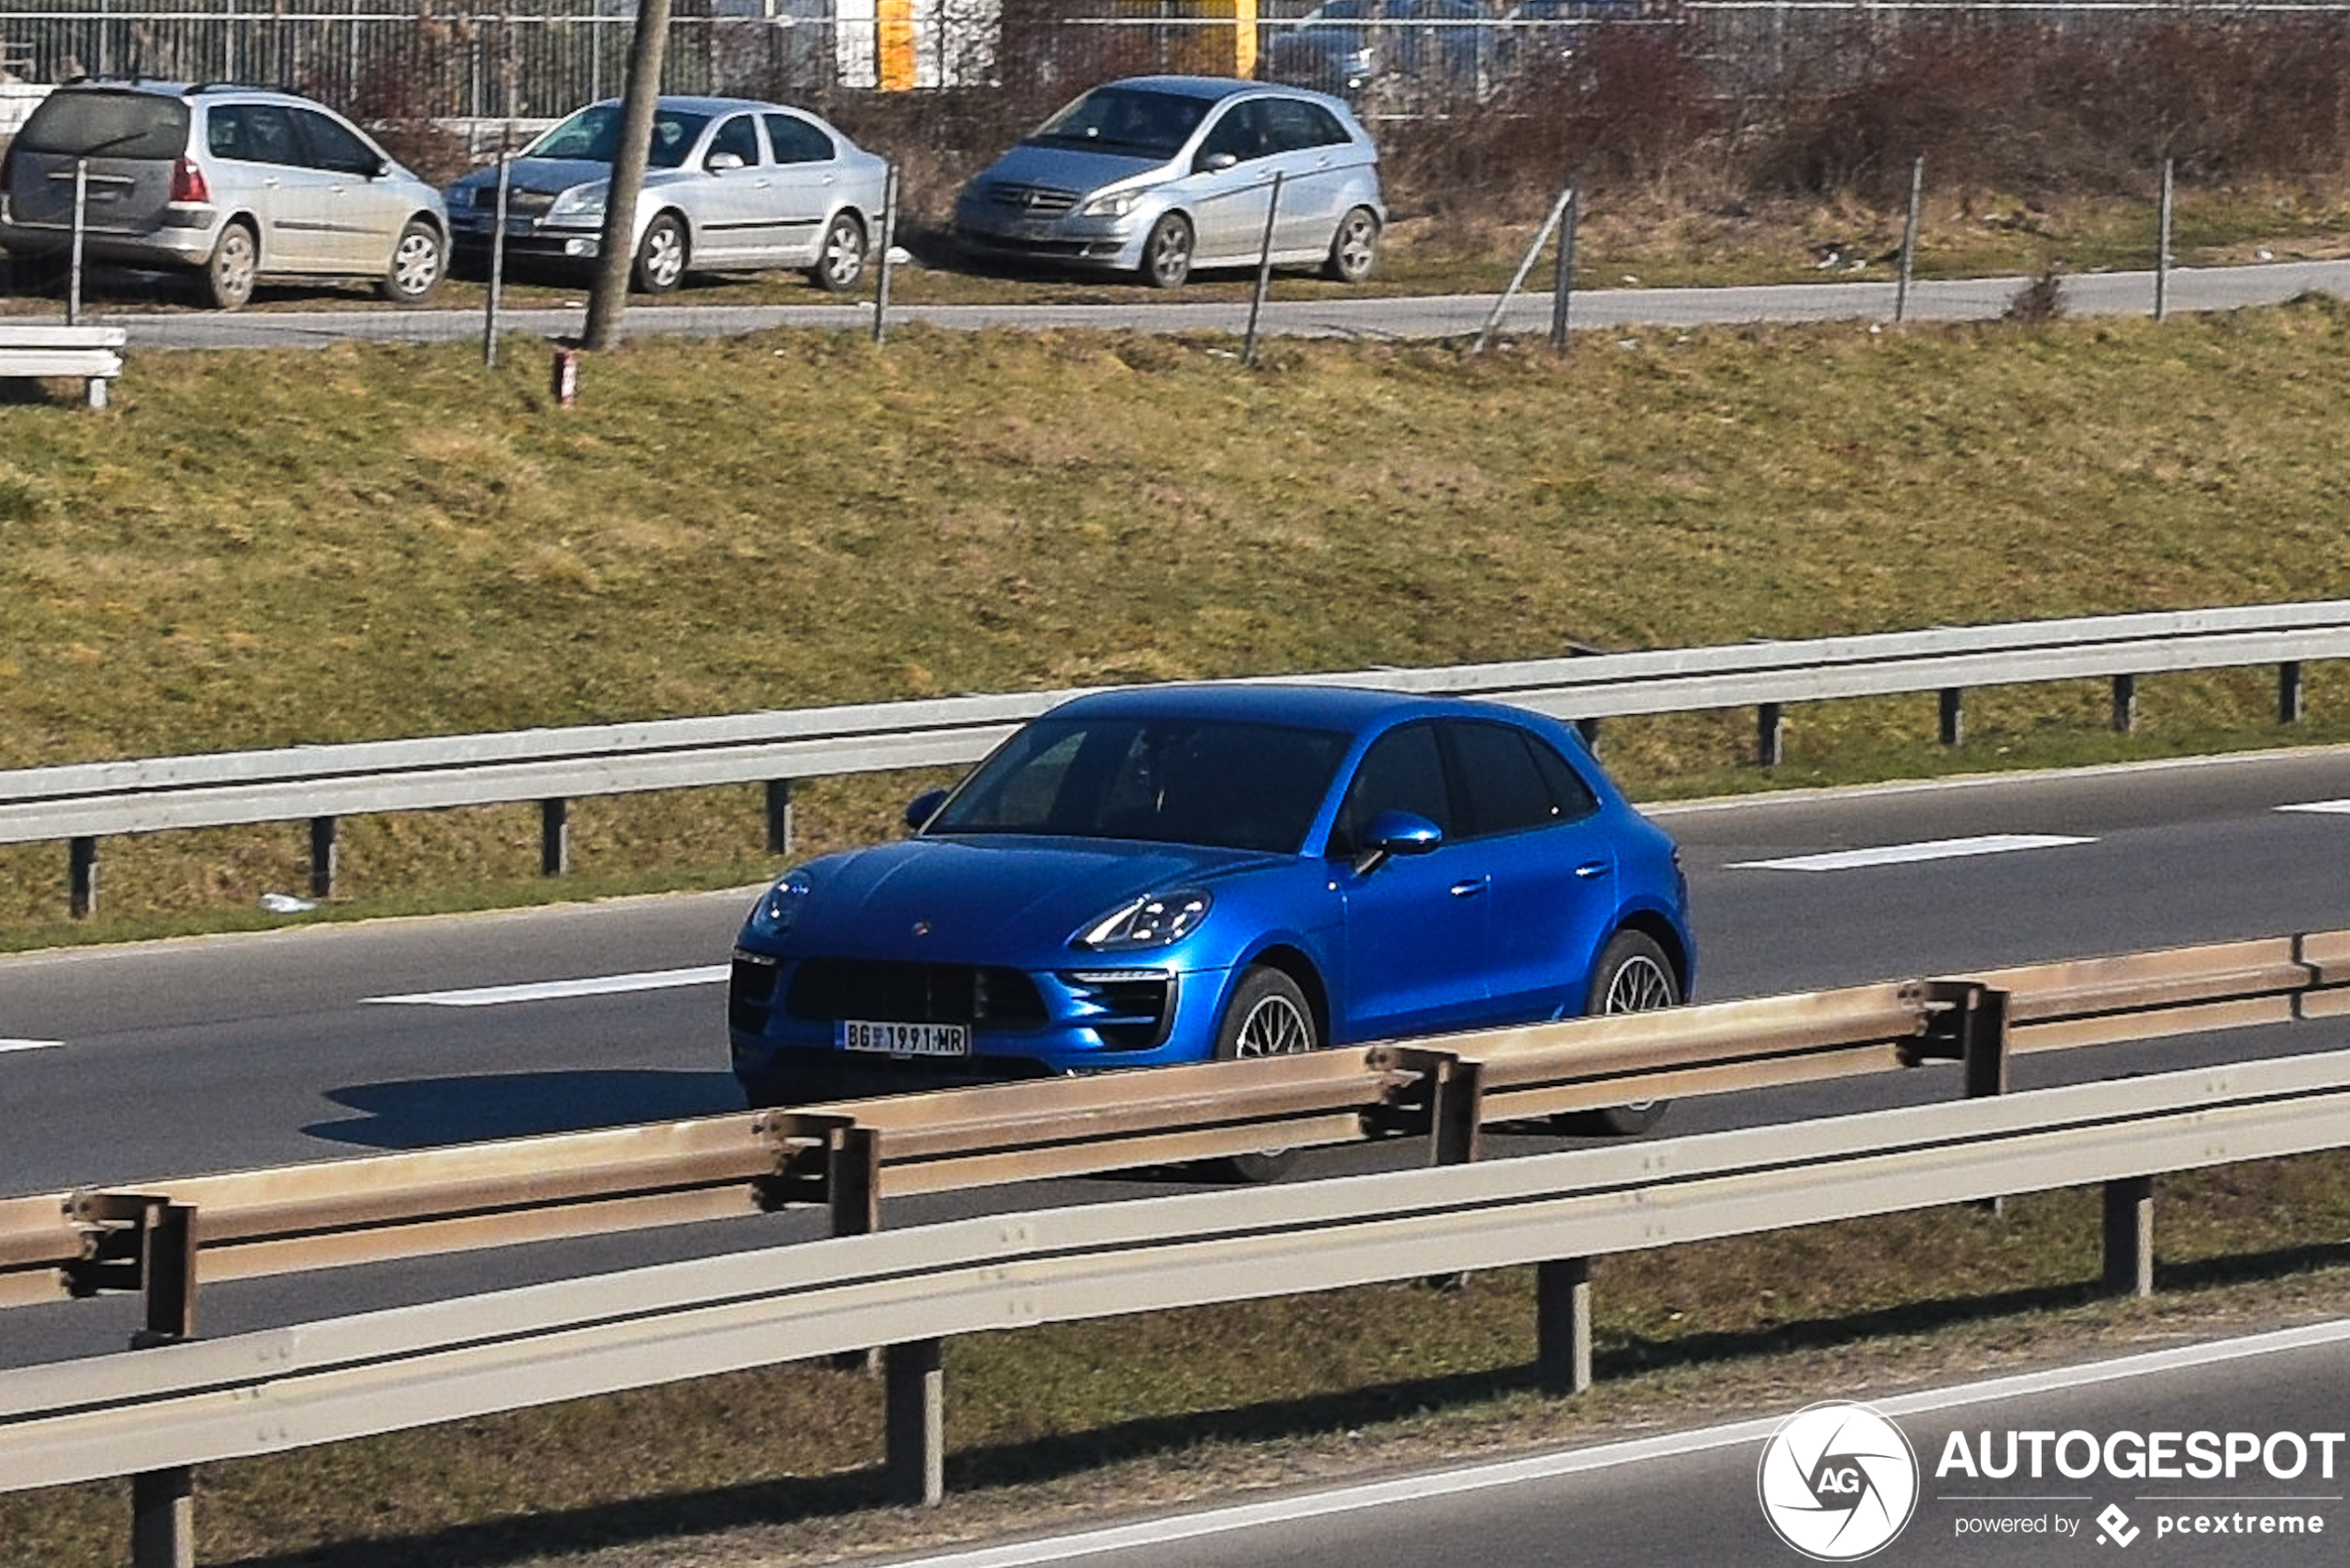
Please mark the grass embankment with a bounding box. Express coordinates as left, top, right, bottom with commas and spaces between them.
7, 295, 2350, 944
6, 292, 2350, 1565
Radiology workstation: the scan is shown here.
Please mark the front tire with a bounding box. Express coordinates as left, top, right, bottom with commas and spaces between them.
1322, 206, 1380, 284
1570, 931, 1681, 1136
1139, 212, 1194, 289
633, 212, 687, 293
381, 218, 446, 303
809, 211, 868, 292
1212, 964, 1317, 1180
204, 221, 258, 310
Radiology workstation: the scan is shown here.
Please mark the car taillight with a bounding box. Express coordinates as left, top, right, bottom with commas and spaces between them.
169, 157, 210, 204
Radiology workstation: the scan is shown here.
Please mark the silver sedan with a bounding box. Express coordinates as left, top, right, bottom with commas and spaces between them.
444, 95, 890, 293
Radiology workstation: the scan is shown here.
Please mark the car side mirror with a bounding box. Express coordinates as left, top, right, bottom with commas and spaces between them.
1354, 809, 1441, 875
905, 788, 949, 833
706, 151, 747, 172
1195, 151, 1239, 174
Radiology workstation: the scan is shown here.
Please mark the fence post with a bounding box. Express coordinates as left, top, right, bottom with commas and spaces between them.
1549, 173, 1581, 352
872, 164, 899, 348
1894, 154, 1923, 324
1244, 171, 1286, 369
2155, 159, 2174, 322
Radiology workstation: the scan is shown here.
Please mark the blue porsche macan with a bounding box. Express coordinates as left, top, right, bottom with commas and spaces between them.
728, 683, 1694, 1125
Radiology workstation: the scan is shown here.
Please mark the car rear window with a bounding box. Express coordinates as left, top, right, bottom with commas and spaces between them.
17, 91, 189, 160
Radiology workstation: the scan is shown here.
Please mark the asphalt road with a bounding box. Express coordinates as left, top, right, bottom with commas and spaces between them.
864, 1320, 2350, 1568
6, 744, 2350, 1369
87, 255, 2350, 352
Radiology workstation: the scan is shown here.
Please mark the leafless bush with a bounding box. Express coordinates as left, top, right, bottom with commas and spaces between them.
2003, 265, 2066, 325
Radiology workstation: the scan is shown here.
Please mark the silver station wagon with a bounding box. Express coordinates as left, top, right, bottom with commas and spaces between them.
952, 75, 1386, 289
0, 79, 449, 309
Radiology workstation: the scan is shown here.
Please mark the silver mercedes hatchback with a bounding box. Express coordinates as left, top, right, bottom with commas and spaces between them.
0, 80, 449, 309
952, 75, 1385, 289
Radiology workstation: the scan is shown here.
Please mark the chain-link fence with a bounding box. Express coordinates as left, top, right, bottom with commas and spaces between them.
0, 3, 2328, 128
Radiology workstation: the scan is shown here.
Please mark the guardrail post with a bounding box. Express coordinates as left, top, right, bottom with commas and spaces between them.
1938, 687, 1964, 747
1756, 703, 1786, 767
829, 1126, 883, 1374
539, 797, 570, 876
2111, 673, 2138, 734
1535, 1256, 1594, 1395
1429, 1056, 1485, 1167
884, 1337, 946, 1507
308, 815, 339, 901
2102, 1175, 2155, 1298
69, 835, 98, 919
66, 1194, 200, 1568
2281, 661, 2306, 724
765, 780, 795, 855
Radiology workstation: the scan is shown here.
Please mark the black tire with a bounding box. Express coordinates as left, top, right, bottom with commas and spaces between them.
1211, 964, 1317, 1181
204, 221, 259, 310
380, 218, 446, 304
633, 212, 687, 294
808, 211, 868, 292
1322, 205, 1380, 284
1139, 212, 1194, 289
1567, 930, 1681, 1136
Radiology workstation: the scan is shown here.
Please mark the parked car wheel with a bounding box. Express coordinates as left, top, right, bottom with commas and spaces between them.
634, 212, 688, 292
205, 221, 259, 310
1323, 205, 1380, 283
809, 211, 868, 292
1565, 930, 1681, 1136
1214, 964, 1317, 1181
381, 219, 446, 303
1141, 212, 1194, 289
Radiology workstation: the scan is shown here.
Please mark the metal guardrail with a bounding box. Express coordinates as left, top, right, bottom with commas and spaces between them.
5, 929, 2344, 1315
5, 1045, 2348, 1529
6, 599, 2348, 916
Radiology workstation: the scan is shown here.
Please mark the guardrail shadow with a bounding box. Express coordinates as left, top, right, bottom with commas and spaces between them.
302, 1069, 744, 1148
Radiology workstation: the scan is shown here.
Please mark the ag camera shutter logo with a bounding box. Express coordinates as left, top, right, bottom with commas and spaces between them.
1757, 1401, 1921, 1560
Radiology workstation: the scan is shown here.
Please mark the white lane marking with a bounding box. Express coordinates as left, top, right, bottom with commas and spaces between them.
0, 1038, 62, 1054
363, 965, 730, 1007
1729, 833, 2093, 872
874, 1317, 2350, 1568
2279, 798, 2350, 815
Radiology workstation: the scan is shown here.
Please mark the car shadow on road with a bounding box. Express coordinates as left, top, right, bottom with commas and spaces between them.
303, 1069, 746, 1148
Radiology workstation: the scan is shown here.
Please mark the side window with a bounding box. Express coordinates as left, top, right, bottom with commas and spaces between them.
211, 104, 299, 166
1448, 722, 1567, 839
1332, 723, 1450, 855
1529, 735, 1602, 822
1261, 98, 1325, 156
1196, 102, 1268, 165
709, 114, 761, 167
763, 113, 835, 166
1298, 102, 1354, 148
292, 108, 378, 176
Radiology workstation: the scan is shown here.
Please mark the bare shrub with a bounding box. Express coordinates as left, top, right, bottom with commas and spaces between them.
2003, 265, 2066, 324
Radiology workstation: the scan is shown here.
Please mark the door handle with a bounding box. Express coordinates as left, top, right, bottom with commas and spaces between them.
1574, 860, 1611, 880
1449, 878, 1490, 898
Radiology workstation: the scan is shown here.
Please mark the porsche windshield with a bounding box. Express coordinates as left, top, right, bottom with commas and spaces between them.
928, 716, 1349, 854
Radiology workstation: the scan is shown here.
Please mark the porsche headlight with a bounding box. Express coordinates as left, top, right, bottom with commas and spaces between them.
748, 869, 814, 937
1077, 889, 1211, 951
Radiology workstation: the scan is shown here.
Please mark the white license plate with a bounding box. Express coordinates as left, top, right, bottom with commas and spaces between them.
838, 1019, 970, 1057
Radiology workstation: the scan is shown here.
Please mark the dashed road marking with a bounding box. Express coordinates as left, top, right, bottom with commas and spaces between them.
1729, 833, 2095, 872
364, 965, 730, 1007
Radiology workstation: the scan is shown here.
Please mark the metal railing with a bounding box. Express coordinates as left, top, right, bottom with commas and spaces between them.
5, 599, 2347, 917
2, 949, 2346, 1552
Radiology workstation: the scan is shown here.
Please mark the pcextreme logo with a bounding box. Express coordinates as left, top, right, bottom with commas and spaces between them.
1757, 1401, 1922, 1561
